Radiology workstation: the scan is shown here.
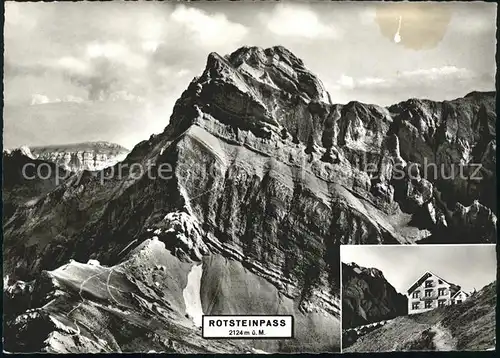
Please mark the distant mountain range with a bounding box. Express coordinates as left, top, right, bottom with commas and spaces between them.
2, 141, 129, 221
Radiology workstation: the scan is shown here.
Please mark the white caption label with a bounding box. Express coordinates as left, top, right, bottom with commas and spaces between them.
202, 315, 294, 339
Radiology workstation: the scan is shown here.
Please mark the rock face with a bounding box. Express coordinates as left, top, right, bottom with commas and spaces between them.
342, 262, 408, 330
2, 45, 496, 353
29, 141, 130, 172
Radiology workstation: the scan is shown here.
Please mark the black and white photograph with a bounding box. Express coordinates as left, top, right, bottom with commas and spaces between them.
341, 244, 497, 352
1, 0, 497, 354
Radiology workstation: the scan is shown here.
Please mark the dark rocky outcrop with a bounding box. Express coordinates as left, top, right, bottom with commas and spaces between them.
342, 262, 408, 330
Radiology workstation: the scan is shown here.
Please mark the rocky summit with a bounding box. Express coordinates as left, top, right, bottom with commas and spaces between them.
2, 46, 496, 353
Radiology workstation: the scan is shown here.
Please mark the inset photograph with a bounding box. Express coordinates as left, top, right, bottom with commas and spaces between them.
341, 245, 496, 352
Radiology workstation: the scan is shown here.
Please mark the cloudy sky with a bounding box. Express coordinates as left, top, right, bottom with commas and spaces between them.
341, 245, 497, 294
3, 1, 497, 149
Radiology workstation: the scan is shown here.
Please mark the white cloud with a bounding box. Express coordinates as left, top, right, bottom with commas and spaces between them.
142, 41, 160, 53
262, 4, 341, 39
31, 93, 86, 105
109, 90, 145, 103
63, 95, 85, 103
86, 42, 128, 59
170, 5, 248, 48
139, 15, 166, 42
176, 69, 191, 78
137, 13, 167, 53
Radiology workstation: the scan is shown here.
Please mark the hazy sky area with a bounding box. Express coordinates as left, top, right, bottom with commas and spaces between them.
341, 245, 497, 294
3, 1, 497, 149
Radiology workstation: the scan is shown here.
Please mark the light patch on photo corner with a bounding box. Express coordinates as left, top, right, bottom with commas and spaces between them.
375, 3, 452, 50
171, 5, 248, 48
